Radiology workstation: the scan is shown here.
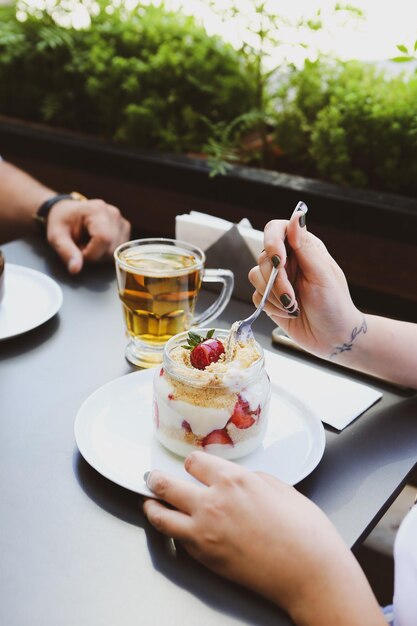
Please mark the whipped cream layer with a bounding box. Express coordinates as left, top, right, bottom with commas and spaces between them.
155, 371, 233, 436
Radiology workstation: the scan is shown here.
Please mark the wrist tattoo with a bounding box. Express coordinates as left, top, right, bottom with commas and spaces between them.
330, 317, 367, 359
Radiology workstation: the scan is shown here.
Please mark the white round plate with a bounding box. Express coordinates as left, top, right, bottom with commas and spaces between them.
0, 264, 63, 341
75, 369, 326, 497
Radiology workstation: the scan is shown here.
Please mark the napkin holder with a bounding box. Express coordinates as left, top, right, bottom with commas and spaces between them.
203, 224, 257, 303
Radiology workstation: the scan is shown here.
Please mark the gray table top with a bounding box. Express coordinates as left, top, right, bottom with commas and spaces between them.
1, 237, 416, 626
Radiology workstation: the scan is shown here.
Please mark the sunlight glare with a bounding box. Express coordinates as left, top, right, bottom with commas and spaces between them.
19, 0, 417, 64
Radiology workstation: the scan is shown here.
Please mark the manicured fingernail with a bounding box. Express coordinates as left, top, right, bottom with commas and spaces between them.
271, 254, 281, 268
143, 471, 151, 485
296, 201, 307, 212
289, 309, 299, 317
291, 201, 308, 217
280, 293, 292, 308
299, 213, 306, 228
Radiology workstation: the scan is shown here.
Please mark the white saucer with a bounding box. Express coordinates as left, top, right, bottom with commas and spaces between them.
74, 369, 326, 497
0, 264, 63, 340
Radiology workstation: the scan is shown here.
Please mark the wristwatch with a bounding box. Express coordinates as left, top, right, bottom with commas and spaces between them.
33, 191, 87, 230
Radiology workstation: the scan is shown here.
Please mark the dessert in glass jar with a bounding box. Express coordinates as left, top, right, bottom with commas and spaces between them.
152, 328, 271, 460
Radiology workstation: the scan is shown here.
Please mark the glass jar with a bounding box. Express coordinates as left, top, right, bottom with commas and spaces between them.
152, 328, 271, 460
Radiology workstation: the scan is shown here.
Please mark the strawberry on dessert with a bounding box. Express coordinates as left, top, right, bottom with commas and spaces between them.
152, 327, 271, 460
182, 330, 225, 370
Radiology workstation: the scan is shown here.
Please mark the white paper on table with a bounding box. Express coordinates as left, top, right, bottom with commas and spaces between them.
175, 211, 264, 260
265, 349, 383, 430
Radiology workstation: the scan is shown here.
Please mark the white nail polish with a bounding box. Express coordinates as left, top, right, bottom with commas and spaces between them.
291, 201, 308, 217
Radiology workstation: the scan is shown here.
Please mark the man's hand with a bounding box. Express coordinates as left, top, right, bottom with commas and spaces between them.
0, 161, 131, 270
46, 198, 131, 274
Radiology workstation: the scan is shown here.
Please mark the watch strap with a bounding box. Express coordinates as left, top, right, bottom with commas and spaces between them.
33, 191, 87, 229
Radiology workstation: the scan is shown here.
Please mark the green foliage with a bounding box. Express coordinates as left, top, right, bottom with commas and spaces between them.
271, 59, 417, 195
202, 110, 265, 176
0, 1, 257, 152
1, 1, 416, 195
391, 41, 417, 63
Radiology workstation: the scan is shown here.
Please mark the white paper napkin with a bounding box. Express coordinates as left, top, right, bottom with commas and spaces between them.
265, 349, 382, 430
175, 211, 264, 260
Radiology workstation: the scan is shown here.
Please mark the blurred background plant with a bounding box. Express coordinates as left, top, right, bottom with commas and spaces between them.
203, 0, 417, 195
0, 0, 416, 196
198, 0, 364, 173
271, 58, 417, 195
391, 39, 417, 64
0, 0, 258, 152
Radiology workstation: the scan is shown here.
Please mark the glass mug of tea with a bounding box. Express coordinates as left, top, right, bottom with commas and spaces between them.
114, 238, 234, 368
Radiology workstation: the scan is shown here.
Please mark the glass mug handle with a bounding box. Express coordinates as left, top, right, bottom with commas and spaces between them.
193, 269, 234, 327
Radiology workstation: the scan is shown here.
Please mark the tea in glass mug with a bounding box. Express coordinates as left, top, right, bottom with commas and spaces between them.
114, 238, 234, 368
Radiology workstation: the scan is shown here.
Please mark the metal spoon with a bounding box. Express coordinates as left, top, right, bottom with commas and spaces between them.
226, 260, 280, 358
225, 199, 307, 359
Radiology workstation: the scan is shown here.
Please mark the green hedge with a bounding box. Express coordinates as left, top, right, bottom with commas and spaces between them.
0, 1, 257, 152
1, 2, 417, 196
272, 59, 417, 195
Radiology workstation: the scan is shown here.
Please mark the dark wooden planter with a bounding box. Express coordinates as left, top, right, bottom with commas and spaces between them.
1, 116, 416, 321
